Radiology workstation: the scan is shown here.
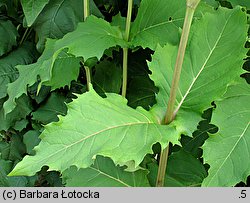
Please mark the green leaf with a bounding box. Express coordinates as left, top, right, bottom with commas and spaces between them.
130, 0, 210, 49
127, 76, 158, 110
0, 134, 26, 161
63, 156, 150, 187
21, 0, 50, 26
9, 87, 179, 176
4, 16, 127, 115
32, 93, 67, 125
13, 119, 29, 131
202, 0, 219, 8
43, 50, 81, 91
0, 159, 36, 186
229, 0, 250, 8
148, 150, 207, 187
0, 43, 38, 99
0, 94, 33, 131
93, 59, 122, 96
55, 15, 127, 60
130, 0, 185, 49
33, 0, 82, 51
3, 50, 51, 116
23, 130, 40, 155
149, 7, 247, 133
0, 159, 12, 186
0, 20, 18, 56
202, 80, 250, 186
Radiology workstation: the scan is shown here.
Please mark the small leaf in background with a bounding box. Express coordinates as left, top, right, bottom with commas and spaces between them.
228, 0, 250, 8
0, 159, 37, 186
147, 150, 207, 187
127, 76, 158, 110
0, 134, 26, 162
0, 94, 33, 131
23, 130, 41, 155
33, 0, 82, 52
181, 108, 218, 158
0, 20, 18, 57
20, 0, 50, 26
202, 80, 250, 186
63, 156, 150, 187
32, 92, 67, 125
126, 48, 157, 110
13, 119, 29, 132
93, 59, 122, 96
0, 42, 38, 99
43, 50, 81, 91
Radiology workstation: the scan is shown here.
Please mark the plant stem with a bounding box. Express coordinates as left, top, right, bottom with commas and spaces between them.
122, 0, 133, 97
156, 0, 200, 187
19, 27, 30, 45
83, 0, 91, 91
84, 0, 90, 21
84, 66, 91, 91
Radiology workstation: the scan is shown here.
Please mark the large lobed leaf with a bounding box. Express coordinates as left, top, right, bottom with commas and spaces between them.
9, 87, 179, 176
202, 80, 250, 186
149, 7, 247, 134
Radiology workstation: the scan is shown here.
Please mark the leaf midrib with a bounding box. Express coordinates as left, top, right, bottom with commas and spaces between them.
88, 166, 130, 187
174, 12, 233, 114
34, 121, 154, 168
132, 18, 184, 38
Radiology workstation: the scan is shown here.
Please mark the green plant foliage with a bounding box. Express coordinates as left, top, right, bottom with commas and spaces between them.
23, 130, 41, 155
63, 156, 150, 186
32, 93, 67, 125
0, 0, 249, 187
130, 0, 210, 49
202, 80, 250, 186
130, 0, 186, 49
32, 0, 83, 51
0, 159, 33, 186
93, 59, 122, 96
228, 0, 250, 8
0, 43, 38, 99
147, 150, 207, 186
0, 20, 18, 56
0, 95, 33, 131
4, 16, 128, 115
149, 7, 247, 129
21, 0, 50, 26
9, 87, 179, 176
0, 134, 26, 161
127, 76, 158, 110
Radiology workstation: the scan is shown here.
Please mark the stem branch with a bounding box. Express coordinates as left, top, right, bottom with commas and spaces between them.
156, 0, 200, 187
84, 0, 90, 21
122, 0, 133, 97
83, 0, 91, 91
